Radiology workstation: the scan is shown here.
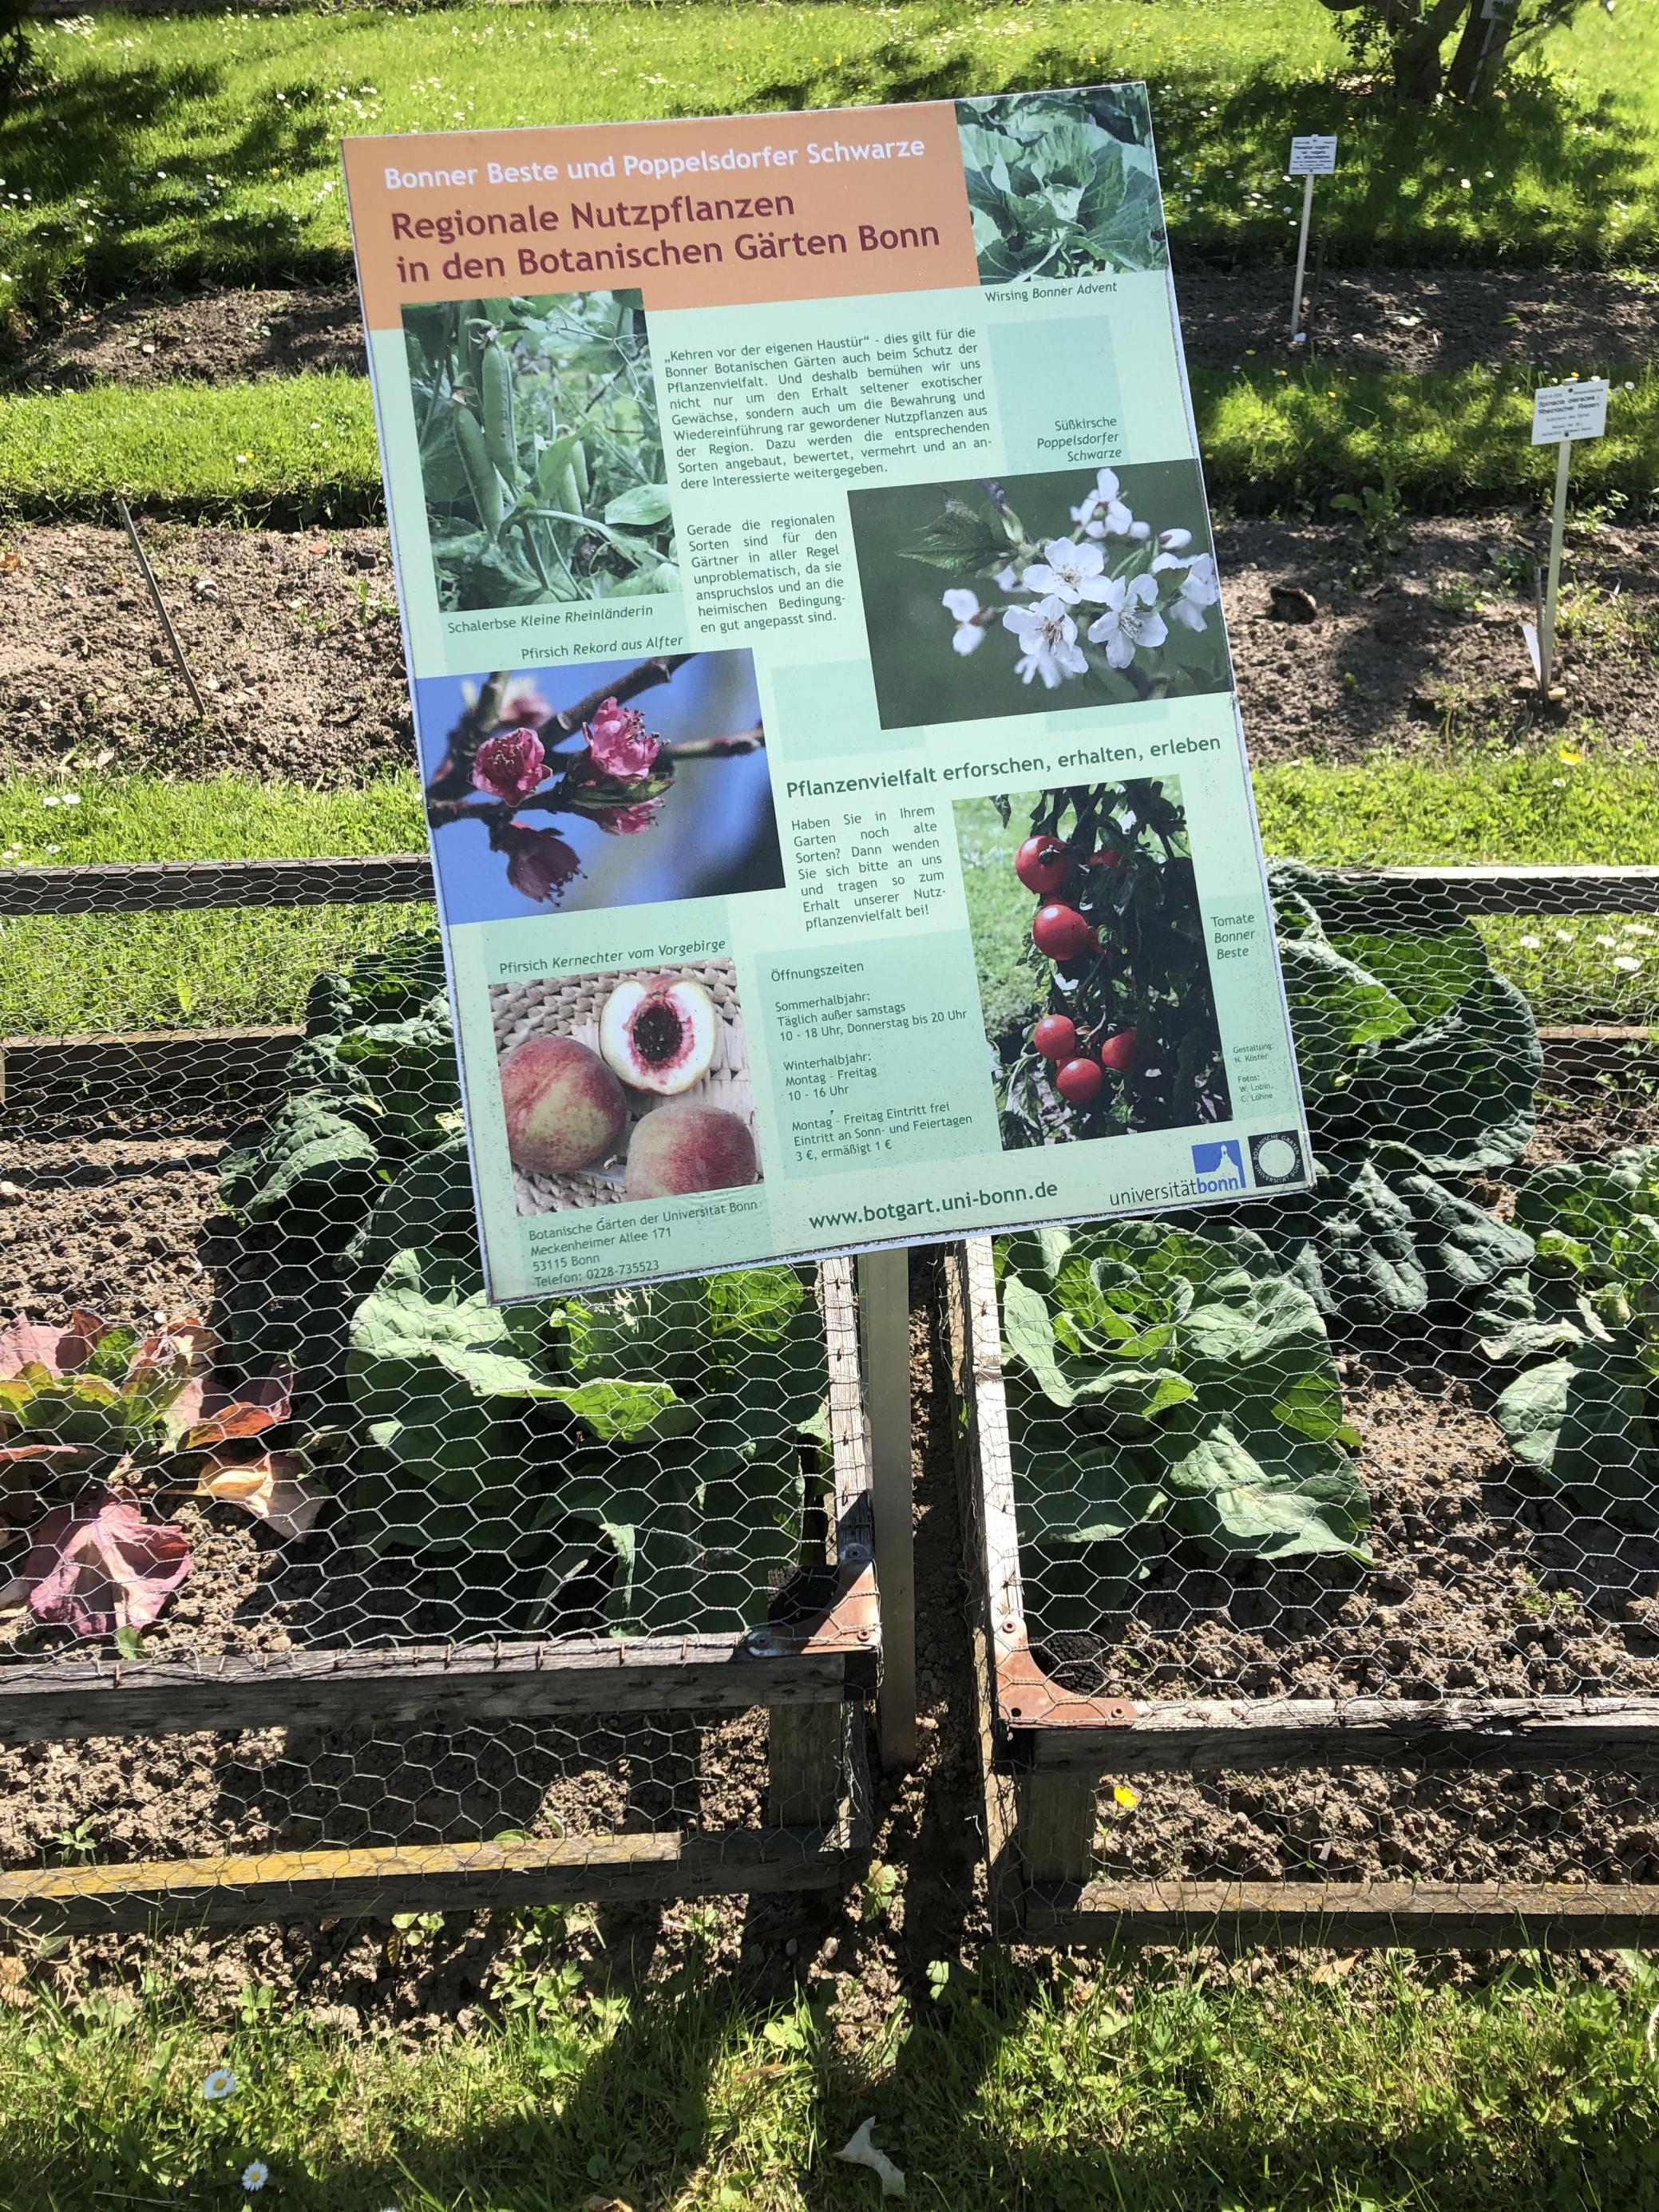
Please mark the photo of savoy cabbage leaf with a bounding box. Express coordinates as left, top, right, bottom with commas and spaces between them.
956, 85, 1167, 285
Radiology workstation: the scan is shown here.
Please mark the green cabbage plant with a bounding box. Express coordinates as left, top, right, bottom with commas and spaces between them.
218, 932, 826, 1636
1474, 1146, 1659, 1528
997, 1218, 1367, 1638
1241, 864, 1538, 1332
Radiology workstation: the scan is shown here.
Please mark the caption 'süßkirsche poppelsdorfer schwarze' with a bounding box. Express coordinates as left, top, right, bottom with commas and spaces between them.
342, 85, 1311, 1300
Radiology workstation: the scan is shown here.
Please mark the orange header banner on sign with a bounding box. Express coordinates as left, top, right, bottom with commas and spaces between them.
342, 102, 980, 326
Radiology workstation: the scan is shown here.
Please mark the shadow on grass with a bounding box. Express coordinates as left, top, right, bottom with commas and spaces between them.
3, 19, 1653, 307
1, 54, 347, 301
691, 38, 1653, 271
118, 1945, 1650, 2212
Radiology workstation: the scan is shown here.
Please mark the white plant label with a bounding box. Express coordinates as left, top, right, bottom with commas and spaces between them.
1531, 379, 1608, 445
1288, 136, 1338, 176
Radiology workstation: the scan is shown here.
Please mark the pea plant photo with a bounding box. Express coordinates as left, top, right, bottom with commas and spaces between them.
416, 651, 785, 926
955, 84, 1167, 284
956, 777, 1231, 1150
849, 461, 1230, 732
402, 288, 675, 612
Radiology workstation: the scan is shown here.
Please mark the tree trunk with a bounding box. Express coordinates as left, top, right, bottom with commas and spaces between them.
1388, 0, 1474, 102
1447, 0, 1519, 102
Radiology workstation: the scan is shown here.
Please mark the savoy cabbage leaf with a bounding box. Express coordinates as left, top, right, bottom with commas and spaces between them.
1236, 864, 1542, 1333
999, 1220, 1367, 1637
1475, 1147, 1659, 1528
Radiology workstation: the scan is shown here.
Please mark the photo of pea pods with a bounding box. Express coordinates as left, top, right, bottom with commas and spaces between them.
402, 289, 676, 613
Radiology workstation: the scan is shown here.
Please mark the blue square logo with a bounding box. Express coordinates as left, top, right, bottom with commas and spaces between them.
1190, 1138, 1246, 1193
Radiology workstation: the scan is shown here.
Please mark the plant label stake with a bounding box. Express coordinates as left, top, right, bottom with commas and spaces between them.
117, 499, 208, 725
1525, 378, 1607, 697
1286, 137, 1336, 343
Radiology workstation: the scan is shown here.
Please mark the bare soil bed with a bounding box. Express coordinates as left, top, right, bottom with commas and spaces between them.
1219, 513, 1659, 762
10, 268, 1655, 393
10, 287, 366, 392
6, 512, 1655, 792
0, 523, 410, 787
1178, 264, 1659, 376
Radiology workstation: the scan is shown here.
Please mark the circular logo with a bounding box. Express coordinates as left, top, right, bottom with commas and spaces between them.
1256, 1137, 1298, 1179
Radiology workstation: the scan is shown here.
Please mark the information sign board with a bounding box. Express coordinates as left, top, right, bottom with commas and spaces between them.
1531, 378, 1609, 445
342, 84, 1311, 1298
1288, 136, 1339, 176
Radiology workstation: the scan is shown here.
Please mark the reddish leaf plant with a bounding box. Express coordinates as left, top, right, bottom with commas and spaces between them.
0, 1311, 313, 1639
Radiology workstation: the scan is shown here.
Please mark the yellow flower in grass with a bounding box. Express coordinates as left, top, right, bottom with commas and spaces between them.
1558, 747, 1584, 766
1112, 1783, 1139, 1810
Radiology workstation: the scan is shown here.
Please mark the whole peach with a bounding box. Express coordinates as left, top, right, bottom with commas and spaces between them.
499, 1035, 627, 1175
624, 1102, 759, 1200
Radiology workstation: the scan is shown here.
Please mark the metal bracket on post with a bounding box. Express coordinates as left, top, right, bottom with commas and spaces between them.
857, 1245, 915, 1769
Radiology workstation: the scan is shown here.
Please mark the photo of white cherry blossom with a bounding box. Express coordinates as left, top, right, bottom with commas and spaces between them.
849, 461, 1230, 732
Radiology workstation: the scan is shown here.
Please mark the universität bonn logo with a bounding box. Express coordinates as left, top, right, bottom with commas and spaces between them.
1190, 1132, 1307, 1193
1190, 1138, 1246, 1193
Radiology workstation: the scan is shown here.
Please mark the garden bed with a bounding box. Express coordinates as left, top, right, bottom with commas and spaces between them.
6, 515, 1657, 797
0, 952, 879, 1924
0, 523, 410, 786
10, 267, 1655, 395
974, 1087, 1659, 1711
948, 826, 1659, 1927
950, 1221, 1659, 1912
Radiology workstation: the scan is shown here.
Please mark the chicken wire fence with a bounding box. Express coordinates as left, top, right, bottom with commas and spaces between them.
0, 866, 877, 1929
9, 850, 1659, 1936
949, 858, 1659, 1937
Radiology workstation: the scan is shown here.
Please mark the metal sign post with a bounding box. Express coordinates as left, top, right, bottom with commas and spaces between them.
1523, 378, 1608, 697
857, 1246, 916, 1768
1287, 136, 1337, 342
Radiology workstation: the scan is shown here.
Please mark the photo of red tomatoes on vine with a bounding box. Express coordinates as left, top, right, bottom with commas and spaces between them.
954, 777, 1231, 1149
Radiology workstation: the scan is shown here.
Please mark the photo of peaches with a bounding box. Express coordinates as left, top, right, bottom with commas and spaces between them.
489, 958, 761, 1213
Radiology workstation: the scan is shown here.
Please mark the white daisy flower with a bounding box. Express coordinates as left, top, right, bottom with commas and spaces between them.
202, 2068, 237, 2102
241, 2162, 270, 2194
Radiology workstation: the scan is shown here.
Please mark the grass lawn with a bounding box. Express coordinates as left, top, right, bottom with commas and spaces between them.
2, 0, 1654, 308
0, 770, 428, 1033
0, 371, 374, 524
4, 1939, 1659, 2210
1257, 754, 1659, 1027
6, 758, 1659, 1035
3, 363, 1654, 525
